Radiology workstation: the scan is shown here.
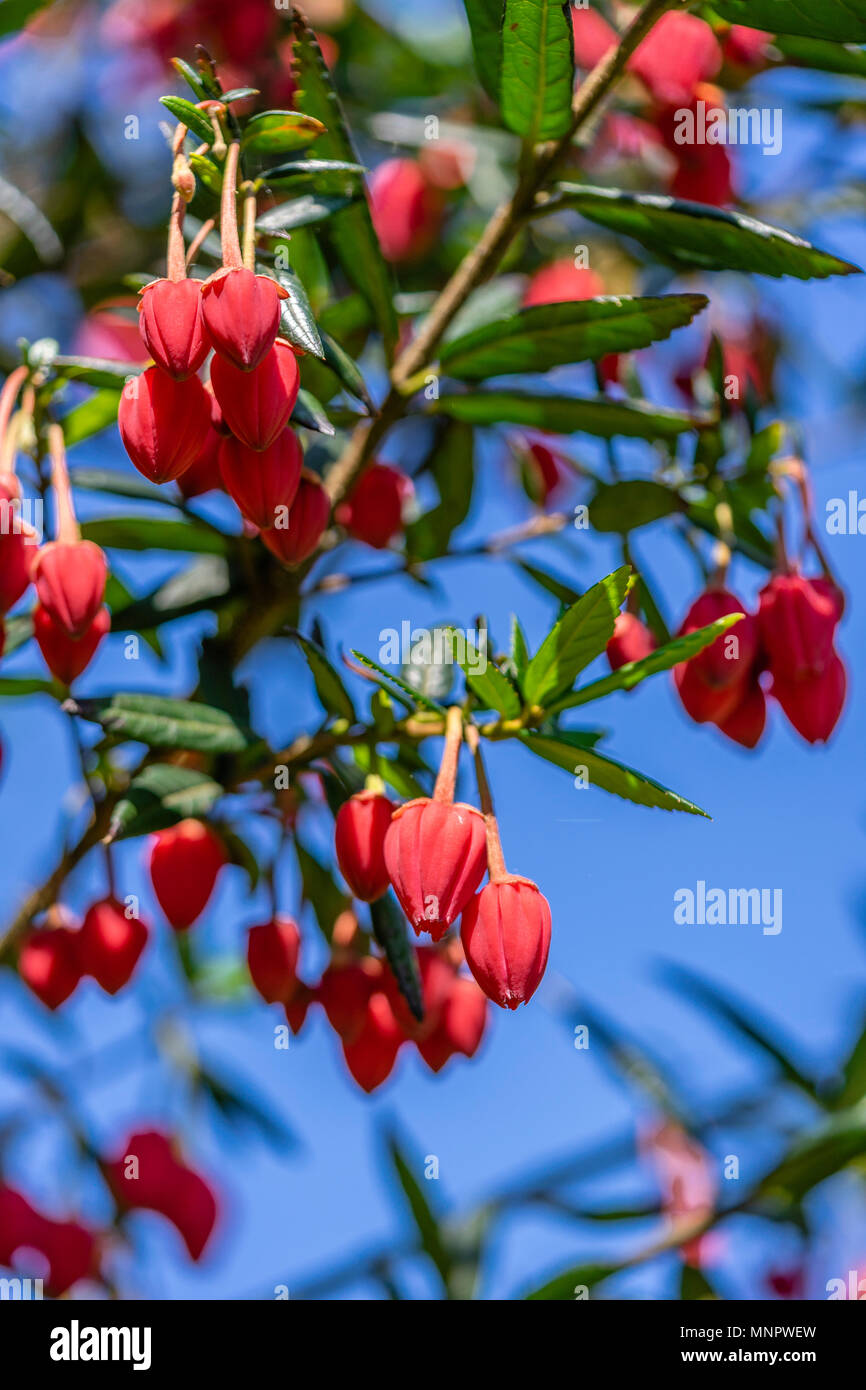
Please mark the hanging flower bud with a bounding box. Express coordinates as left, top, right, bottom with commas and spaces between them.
200, 140, 286, 370
385, 710, 487, 941
368, 158, 443, 263
32, 425, 107, 639
261, 468, 330, 567
209, 339, 300, 451
39, 1219, 98, 1297
772, 651, 846, 744
176, 422, 223, 500
158, 1165, 217, 1260
79, 897, 148, 995
607, 611, 656, 671
335, 463, 414, 549
139, 281, 210, 380
19, 921, 81, 1009
758, 572, 839, 682
286, 983, 312, 1035
716, 679, 766, 749
107, 1130, 178, 1212
462, 876, 551, 1010
118, 366, 212, 484
342, 991, 403, 1092
334, 788, 395, 902
149, 819, 226, 930
219, 428, 302, 530
523, 259, 605, 308
677, 588, 758, 689
673, 659, 744, 728
0, 523, 35, 614
247, 917, 301, 1005
34, 603, 110, 686
381, 944, 455, 1043
417, 975, 488, 1072
317, 957, 381, 1043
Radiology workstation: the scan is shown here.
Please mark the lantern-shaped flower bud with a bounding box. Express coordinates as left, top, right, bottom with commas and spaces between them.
158, 1164, 217, 1260
368, 158, 443, 263
210, 340, 300, 452
381, 944, 455, 1043
34, 603, 110, 686
32, 425, 107, 639
335, 788, 395, 902
149, 819, 226, 930
0, 522, 35, 614
39, 1219, 98, 1298
341, 991, 403, 1093
317, 955, 381, 1043
118, 366, 212, 484
79, 897, 148, 995
107, 1130, 178, 1212
261, 468, 330, 567
335, 463, 414, 550
385, 710, 487, 941
19, 919, 81, 1009
716, 679, 767, 749
772, 650, 847, 744
462, 876, 551, 1010
417, 974, 489, 1072
176, 421, 223, 500
139, 279, 210, 379
219, 428, 302, 530
758, 572, 840, 682
247, 917, 301, 1005
677, 588, 758, 689
673, 659, 744, 728
607, 611, 656, 672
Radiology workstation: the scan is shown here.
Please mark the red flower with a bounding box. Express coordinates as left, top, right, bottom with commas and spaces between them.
261, 468, 330, 567
417, 973, 488, 1072
335, 790, 395, 902
33, 540, 107, 639
218, 428, 302, 530
149, 819, 227, 930
715, 679, 767, 750
209, 339, 300, 451
368, 158, 443, 263
201, 266, 285, 371
335, 463, 413, 549
461, 876, 551, 1010
79, 897, 148, 994
607, 612, 656, 671
523, 260, 604, 308
676, 588, 758, 690
385, 797, 487, 941
758, 573, 839, 682
118, 366, 212, 484
19, 924, 81, 1009
317, 958, 380, 1043
247, 917, 301, 1005
342, 991, 403, 1092
34, 603, 110, 685
772, 651, 847, 745
138, 276, 210, 379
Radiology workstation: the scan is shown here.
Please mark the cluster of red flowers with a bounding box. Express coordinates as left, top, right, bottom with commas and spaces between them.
608, 571, 847, 747
0, 1128, 217, 1296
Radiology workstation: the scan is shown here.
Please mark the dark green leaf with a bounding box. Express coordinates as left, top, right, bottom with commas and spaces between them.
171, 57, 207, 101
70, 467, 179, 507
713, 0, 866, 43
516, 560, 580, 606
386, 1133, 452, 1289
524, 1262, 620, 1300
255, 193, 355, 232
241, 109, 327, 157
439, 295, 708, 380
405, 421, 474, 562
833, 1017, 866, 1110
553, 184, 861, 279
523, 566, 630, 707
269, 262, 324, 358
0, 0, 52, 39
352, 746, 429, 801
109, 764, 223, 841
62, 390, 121, 447
290, 388, 335, 435
371, 895, 423, 1022
501, 0, 575, 142
0, 676, 55, 696
464, 0, 506, 103
458, 640, 521, 717
520, 732, 710, 816
219, 827, 262, 892
775, 34, 866, 75
434, 390, 703, 440
755, 1100, 866, 1203
681, 1265, 718, 1300
260, 158, 366, 194
510, 614, 530, 680
81, 517, 230, 556
52, 355, 141, 388
290, 629, 356, 722
69, 693, 254, 754
589, 478, 684, 533
320, 329, 372, 410
159, 96, 218, 147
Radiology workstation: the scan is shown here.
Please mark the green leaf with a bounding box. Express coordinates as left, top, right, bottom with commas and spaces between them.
681, 1265, 718, 1300
589, 478, 684, 533
260, 158, 366, 194
0, 0, 52, 39
109, 764, 223, 841
405, 421, 474, 562
159, 96, 218, 147
0, 676, 55, 696
219, 827, 262, 892
188, 150, 223, 196
350, 650, 448, 716
290, 388, 335, 435
548, 614, 744, 712
386, 1133, 453, 1289
81, 517, 230, 556
295, 837, 350, 941
171, 57, 207, 101
833, 1017, 866, 1110
290, 13, 399, 361
775, 33, 866, 75
268, 263, 324, 358
290, 629, 356, 722
255, 193, 356, 232
553, 184, 861, 279
241, 109, 327, 158
464, 0, 505, 103
458, 640, 521, 717
501, 0, 575, 142
68, 693, 254, 754
713, 0, 866, 43
520, 732, 710, 816
517, 560, 580, 606
52, 355, 141, 389
61, 390, 121, 447
524, 1262, 620, 1300
523, 566, 630, 707
320, 329, 372, 410
755, 1100, 866, 1204
439, 295, 708, 380
434, 390, 702, 440
353, 746, 429, 801
371, 895, 423, 1022
510, 614, 530, 680
70, 467, 179, 507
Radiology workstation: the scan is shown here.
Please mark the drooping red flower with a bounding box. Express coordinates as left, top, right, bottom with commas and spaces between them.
39, 1218, 98, 1297
461, 876, 551, 1011
656, 88, 735, 207
19, 923, 81, 1009
385, 798, 487, 941
219, 428, 302, 530
138, 276, 210, 379
176, 421, 223, 499
201, 266, 285, 371
247, 917, 301, 1005
33, 541, 107, 640
523, 260, 605, 308
629, 11, 722, 106
381, 944, 456, 1044
335, 790, 395, 902
107, 1129, 217, 1261
335, 463, 413, 550
758, 573, 840, 682
149, 819, 227, 930
261, 468, 330, 567
210, 339, 300, 451
118, 366, 212, 484
607, 612, 656, 671
317, 957, 380, 1043
34, 603, 110, 686
79, 897, 148, 994
676, 588, 758, 690
716, 678, 767, 749
368, 158, 443, 263
342, 991, 404, 1092
772, 651, 847, 745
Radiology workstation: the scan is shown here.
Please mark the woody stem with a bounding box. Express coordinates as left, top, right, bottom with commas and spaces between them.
465, 723, 508, 882
47, 423, 80, 544
432, 705, 464, 804
219, 141, 244, 271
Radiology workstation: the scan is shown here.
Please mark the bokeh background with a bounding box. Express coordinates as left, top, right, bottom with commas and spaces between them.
0, 0, 864, 1299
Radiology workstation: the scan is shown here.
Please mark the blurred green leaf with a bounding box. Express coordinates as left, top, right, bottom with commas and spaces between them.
52, 355, 141, 388
434, 391, 703, 440
295, 836, 350, 941
81, 517, 230, 556
371, 895, 423, 1022
590, 479, 685, 533
256, 193, 356, 232
62, 390, 122, 447
755, 1100, 866, 1204
386, 1133, 453, 1290
524, 1262, 620, 1300
351, 650, 448, 716
290, 629, 357, 722
713, 0, 866, 42
501, 0, 574, 142
0, 0, 52, 39
70, 693, 254, 754
464, 0, 505, 103
774, 33, 866, 76
242, 109, 327, 157
109, 764, 223, 841
405, 421, 474, 562
291, 388, 335, 435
